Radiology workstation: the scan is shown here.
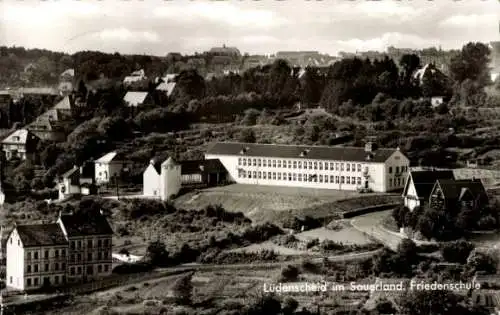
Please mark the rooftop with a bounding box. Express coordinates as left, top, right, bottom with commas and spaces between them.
1, 129, 39, 145
95, 151, 128, 163
205, 142, 400, 163
59, 213, 113, 236
405, 170, 455, 199
15, 223, 68, 247
123, 91, 149, 107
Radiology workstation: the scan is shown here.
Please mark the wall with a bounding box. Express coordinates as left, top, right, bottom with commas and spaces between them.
6, 229, 24, 290
404, 178, 420, 211
384, 150, 410, 192
160, 164, 181, 200
143, 165, 161, 197
95, 162, 124, 184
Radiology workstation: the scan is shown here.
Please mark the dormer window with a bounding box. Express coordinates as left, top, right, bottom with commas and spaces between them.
13, 136, 19, 141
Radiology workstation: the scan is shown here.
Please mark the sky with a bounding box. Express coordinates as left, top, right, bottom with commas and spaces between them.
0, 0, 499, 56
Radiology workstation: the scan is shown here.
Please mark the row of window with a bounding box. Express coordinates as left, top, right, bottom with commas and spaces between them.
27, 262, 66, 274
26, 249, 66, 260
70, 251, 111, 262
238, 158, 364, 172
238, 170, 363, 185
388, 166, 408, 174
25, 275, 66, 287
69, 264, 110, 276
70, 239, 111, 250
389, 177, 403, 187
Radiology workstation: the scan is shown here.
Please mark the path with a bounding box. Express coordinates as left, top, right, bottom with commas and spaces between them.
351, 210, 403, 251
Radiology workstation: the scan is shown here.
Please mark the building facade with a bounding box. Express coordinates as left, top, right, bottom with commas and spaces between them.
402, 170, 455, 211
1, 129, 40, 161
57, 212, 113, 283
7, 224, 68, 291
94, 151, 130, 185
205, 142, 409, 193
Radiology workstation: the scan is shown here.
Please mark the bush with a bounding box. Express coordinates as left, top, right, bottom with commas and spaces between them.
441, 241, 475, 263
280, 265, 300, 282
306, 238, 320, 249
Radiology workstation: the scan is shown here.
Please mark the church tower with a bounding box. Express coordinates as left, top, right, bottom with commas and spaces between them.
159, 157, 181, 201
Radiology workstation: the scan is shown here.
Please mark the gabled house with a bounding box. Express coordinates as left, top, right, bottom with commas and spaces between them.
402, 170, 455, 211
57, 211, 113, 283
94, 151, 131, 185
52, 95, 74, 116
123, 69, 147, 85
123, 91, 153, 107
1, 129, 40, 160
6, 223, 68, 291
58, 162, 96, 200
143, 159, 162, 197
429, 179, 489, 210
26, 119, 66, 142
37, 109, 61, 122
180, 159, 227, 187
156, 75, 177, 98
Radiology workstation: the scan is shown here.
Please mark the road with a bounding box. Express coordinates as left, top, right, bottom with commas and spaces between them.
351, 210, 403, 251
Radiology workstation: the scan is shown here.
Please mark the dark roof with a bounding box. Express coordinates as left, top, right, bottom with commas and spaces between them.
59, 213, 113, 236
180, 159, 226, 175
62, 166, 79, 179
15, 224, 68, 247
151, 160, 162, 174
437, 179, 488, 201
80, 162, 95, 179
206, 142, 399, 163
409, 170, 455, 199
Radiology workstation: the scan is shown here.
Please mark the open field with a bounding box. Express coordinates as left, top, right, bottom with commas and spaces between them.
174, 184, 398, 224
295, 226, 374, 245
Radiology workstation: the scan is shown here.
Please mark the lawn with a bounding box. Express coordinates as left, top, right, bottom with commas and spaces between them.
295, 226, 374, 246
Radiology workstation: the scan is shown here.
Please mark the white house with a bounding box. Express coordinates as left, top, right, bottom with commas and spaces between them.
123, 69, 147, 85
6, 223, 68, 291
1, 129, 40, 160
94, 151, 130, 185
430, 96, 445, 108
204, 142, 410, 193
402, 169, 455, 211
143, 159, 162, 197
58, 163, 95, 200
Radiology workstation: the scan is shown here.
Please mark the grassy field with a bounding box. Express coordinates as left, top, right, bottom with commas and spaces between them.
174, 184, 396, 224
50, 266, 374, 315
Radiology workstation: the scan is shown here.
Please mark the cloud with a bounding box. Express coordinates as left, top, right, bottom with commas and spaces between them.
337, 33, 442, 52
153, 2, 288, 29
439, 14, 498, 28
93, 28, 160, 43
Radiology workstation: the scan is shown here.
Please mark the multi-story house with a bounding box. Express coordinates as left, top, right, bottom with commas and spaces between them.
57, 212, 113, 283
6, 223, 68, 290
402, 170, 455, 211
94, 151, 131, 185
205, 141, 410, 193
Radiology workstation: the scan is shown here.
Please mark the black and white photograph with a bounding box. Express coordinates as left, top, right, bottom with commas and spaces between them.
0, 0, 499, 314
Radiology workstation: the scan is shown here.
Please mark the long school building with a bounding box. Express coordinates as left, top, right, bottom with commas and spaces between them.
205, 142, 410, 193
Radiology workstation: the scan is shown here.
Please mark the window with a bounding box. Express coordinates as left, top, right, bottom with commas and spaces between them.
335, 163, 339, 171
282, 160, 286, 168
357, 164, 362, 172
319, 175, 323, 183
303, 174, 307, 182
77, 267, 82, 274
27, 278, 31, 287
71, 254, 75, 262
346, 177, 350, 184
335, 176, 339, 184
27, 265, 31, 273
263, 172, 267, 179
346, 164, 350, 172
298, 174, 302, 181
104, 265, 109, 272
9, 277, 12, 284
308, 162, 312, 169
98, 265, 102, 273
54, 276, 59, 284
293, 161, 297, 169
272, 172, 276, 180
398, 178, 401, 186
330, 162, 334, 170
272, 160, 276, 167
77, 254, 82, 261
27, 252, 31, 260
288, 161, 292, 168
104, 239, 109, 247
87, 240, 92, 248
277, 160, 281, 168
248, 172, 252, 179
325, 176, 328, 183
34, 278, 38, 286
396, 166, 399, 174
87, 253, 92, 261
55, 250, 59, 258
268, 172, 271, 179
34, 252, 38, 260
357, 177, 361, 185
87, 266, 93, 275
263, 160, 267, 167
351, 164, 355, 172
341, 176, 345, 184
389, 178, 393, 187
314, 162, 318, 170
34, 264, 39, 272
389, 167, 392, 174
252, 159, 256, 166
18, 240, 20, 246
330, 175, 334, 183
62, 276, 66, 283
277, 173, 282, 180
77, 241, 81, 249
98, 252, 102, 260
10, 239, 12, 244
258, 159, 261, 167
55, 263, 59, 271
44, 250, 49, 259
340, 163, 344, 171
319, 162, 323, 170
293, 173, 297, 181
298, 161, 302, 168
253, 171, 256, 178
304, 162, 308, 170
45, 264, 49, 272
243, 158, 247, 166
70, 267, 75, 275
324, 163, 328, 171
238, 158, 242, 166
62, 263, 66, 270
71, 241, 75, 250
352, 177, 355, 184
288, 173, 292, 181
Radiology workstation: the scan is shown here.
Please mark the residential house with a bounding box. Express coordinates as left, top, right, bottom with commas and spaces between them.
58, 162, 96, 200
205, 141, 410, 193
57, 211, 113, 283
143, 159, 162, 197
6, 223, 68, 290
209, 45, 241, 58
431, 96, 445, 108
26, 119, 66, 142
52, 95, 74, 116
37, 109, 61, 122
123, 91, 153, 107
429, 178, 489, 210
1, 129, 40, 160
402, 170, 455, 211
58, 69, 75, 95
94, 151, 131, 185
142, 157, 181, 200
156, 74, 177, 97
180, 159, 227, 187
123, 69, 147, 85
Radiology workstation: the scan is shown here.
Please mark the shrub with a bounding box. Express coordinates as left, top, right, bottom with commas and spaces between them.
441, 241, 475, 263
305, 238, 320, 249
172, 273, 193, 305
280, 265, 300, 282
